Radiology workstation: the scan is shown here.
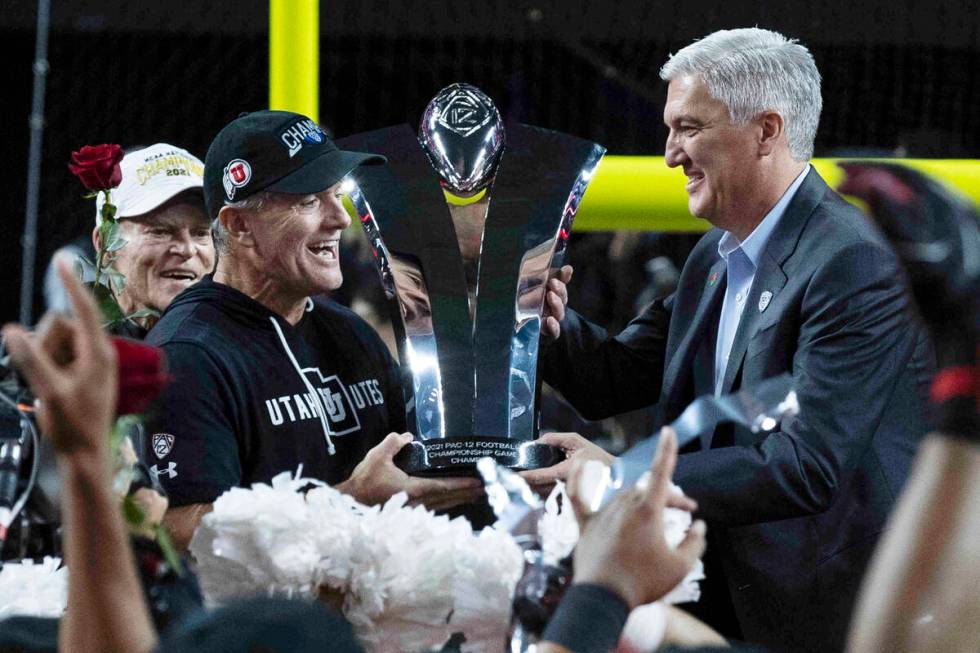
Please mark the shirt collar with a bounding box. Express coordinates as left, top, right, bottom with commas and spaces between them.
718, 164, 811, 267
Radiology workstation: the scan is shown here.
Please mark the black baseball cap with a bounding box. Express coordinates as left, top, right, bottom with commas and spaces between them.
203, 110, 385, 219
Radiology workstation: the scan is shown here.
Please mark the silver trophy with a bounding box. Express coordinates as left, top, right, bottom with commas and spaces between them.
338, 83, 605, 475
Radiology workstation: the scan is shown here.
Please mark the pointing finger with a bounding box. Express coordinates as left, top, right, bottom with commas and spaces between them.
646, 427, 678, 510
56, 258, 102, 351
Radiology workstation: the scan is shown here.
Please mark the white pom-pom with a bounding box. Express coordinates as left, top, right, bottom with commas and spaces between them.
190, 470, 323, 602
192, 472, 526, 653
0, 557, 67, 618
539, 482, 579, 565
449, 525, 524, 652
537, 476, 705, 608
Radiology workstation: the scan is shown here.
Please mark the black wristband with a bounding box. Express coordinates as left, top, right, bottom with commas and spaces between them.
541, 583, 630, 653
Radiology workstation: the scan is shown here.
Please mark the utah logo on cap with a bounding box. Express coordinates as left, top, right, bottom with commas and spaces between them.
222, 158, 252, 200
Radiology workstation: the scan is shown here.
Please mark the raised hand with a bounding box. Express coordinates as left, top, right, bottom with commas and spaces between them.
3, 259, 117, 459
568, 428, 706, 609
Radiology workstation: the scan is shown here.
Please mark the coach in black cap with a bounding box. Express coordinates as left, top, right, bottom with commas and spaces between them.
140, 110, 483, 551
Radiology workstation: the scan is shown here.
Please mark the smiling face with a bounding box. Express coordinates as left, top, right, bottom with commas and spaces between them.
245, 183, 352, 300
105, 197, 214, 318
663, 75, 766, 234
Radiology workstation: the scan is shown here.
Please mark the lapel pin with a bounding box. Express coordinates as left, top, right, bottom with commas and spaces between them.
759, 290, 773, 313
708, 271, 720, 287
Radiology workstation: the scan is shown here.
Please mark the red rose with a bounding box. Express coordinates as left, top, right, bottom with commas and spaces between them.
110, 337, 171, 416
68, 144, 124, 191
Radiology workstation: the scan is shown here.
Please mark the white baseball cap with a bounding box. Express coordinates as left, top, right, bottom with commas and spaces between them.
95, 143, 205, 226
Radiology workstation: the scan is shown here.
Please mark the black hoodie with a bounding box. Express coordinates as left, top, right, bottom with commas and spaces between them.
140, 276, 405, 507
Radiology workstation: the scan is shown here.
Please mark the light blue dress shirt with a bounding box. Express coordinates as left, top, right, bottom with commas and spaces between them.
714, 165, 811, 394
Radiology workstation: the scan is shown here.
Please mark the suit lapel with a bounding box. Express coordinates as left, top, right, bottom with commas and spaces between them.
720, 167, 829, 394
663, 257, 727, 414
720, 251, 787, 394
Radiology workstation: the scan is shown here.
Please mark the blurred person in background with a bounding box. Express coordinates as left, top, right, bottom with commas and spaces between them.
531, 28, 933, 652
837, 162, 980, 653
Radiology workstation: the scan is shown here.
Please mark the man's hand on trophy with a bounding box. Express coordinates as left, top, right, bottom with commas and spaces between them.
518, 432, 615, 496
336, 432, 485, 511
541, 265, 573, 342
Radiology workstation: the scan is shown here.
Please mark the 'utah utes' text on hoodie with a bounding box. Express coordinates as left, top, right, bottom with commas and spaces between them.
139, 276, 406, 507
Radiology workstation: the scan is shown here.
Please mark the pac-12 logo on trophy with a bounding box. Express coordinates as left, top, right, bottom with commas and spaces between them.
339, 83, 606, 475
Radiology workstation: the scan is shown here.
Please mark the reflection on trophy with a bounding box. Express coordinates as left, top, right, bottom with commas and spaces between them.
338, 83, 606, 475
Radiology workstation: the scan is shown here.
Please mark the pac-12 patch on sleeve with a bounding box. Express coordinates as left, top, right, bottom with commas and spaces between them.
152, 432, 175, 459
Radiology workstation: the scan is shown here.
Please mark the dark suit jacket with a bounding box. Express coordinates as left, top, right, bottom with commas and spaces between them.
543, 170, 934, 652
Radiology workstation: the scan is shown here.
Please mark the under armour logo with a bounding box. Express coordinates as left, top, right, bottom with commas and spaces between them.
150, 462, 178, 480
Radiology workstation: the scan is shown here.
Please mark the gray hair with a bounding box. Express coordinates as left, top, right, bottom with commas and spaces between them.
211, 191, 275, 254
659, 28, 822, 161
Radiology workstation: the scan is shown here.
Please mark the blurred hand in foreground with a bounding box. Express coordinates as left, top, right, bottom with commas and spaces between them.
3, 261, 117, 459
568, 428, 706, 610
3, 259, 157, 653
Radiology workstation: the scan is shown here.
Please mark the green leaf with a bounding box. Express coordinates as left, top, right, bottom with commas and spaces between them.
153, 526, 185, 577
100, 220, 119, 251
126, 307, 160, 320
75, 253, 95, 268
102, 202, 117, 223
82, 190, 98, 200
105, 235, 128, 252
111, 415, 141, 451
91, 282, 125, 323
106, 269, 126, 292
121, 494, 146, 527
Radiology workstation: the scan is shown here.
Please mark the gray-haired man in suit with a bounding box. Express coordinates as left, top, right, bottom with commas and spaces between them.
534, 28, 933, 653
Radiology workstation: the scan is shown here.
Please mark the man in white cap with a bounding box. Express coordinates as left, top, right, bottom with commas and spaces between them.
88, 143, 214, 338
84, 145, 214, 538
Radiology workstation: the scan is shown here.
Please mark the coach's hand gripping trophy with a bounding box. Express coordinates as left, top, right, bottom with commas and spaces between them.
339, 83, 605, 475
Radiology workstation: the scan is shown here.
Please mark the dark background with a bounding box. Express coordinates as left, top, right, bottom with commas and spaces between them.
3, 0, 979, 326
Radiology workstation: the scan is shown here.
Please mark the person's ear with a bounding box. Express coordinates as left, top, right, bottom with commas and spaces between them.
91, 225, 102, 252
757, 110, 785, 156
218, 206, 256, 249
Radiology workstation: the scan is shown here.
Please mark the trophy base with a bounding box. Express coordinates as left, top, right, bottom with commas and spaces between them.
394, 436, 565, 477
